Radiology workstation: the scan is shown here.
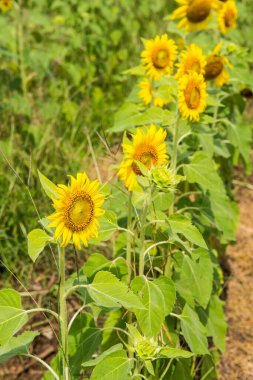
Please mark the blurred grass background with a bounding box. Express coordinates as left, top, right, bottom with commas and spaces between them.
0, 0, 252, 283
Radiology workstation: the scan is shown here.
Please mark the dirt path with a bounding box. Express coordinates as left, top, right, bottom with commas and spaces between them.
219, 182, 253, 380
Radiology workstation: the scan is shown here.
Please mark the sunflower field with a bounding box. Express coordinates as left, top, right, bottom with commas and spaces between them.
0, 0, 253, 379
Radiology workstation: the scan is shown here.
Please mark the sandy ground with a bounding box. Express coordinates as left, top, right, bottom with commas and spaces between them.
219, 182, 253, 380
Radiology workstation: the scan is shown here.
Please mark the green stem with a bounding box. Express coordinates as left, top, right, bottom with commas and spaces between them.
138, 199, 149, 276
59, 246, 69, 380
170, 115, 180, 215
126, 192, 133, 285
171, 115, 180, 172
160, 358, 173, 380
25, 354, 60, 380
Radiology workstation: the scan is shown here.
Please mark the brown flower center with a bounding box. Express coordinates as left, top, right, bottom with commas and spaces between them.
65, 193, 94, 231
185, 83, 201, 109
153, 49, 170, 69
132, 145, 158, 175
204, 56, 223, 80
186, 0, 211, 23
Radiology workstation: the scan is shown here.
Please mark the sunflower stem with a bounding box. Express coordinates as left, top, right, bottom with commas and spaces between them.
126, 192, 133, 284
58, 246, 69, 380
171, 114, 180, 171
170, 115, 180, 215
138, 191, 150, 276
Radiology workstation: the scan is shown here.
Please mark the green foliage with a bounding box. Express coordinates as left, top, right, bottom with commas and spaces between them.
0, 0, 252, 379
0, 289, 28, 344
0, 331, 39, 363
27, 228, 51, 262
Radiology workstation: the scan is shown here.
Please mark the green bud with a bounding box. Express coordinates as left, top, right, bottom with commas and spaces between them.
135, 337, 158, 360
151, 165, 184, 189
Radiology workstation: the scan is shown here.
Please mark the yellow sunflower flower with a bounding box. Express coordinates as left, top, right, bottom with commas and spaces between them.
204, 42, 232, 87
178, 72, 207, 122
0, 0, 12, 12
204, 42, 232, 86
218, 0, 237, 34
48, 173, 105, 249
172, 0, 218, 32
138, 78, 166, 107
141, 34, 177, 80
176, 44, 206, 78
118, 125, 168, 191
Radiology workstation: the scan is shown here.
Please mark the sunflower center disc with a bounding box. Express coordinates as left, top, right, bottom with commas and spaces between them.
153, 49, 169, 69
204, 56, 223, 80
186, 0, 211, 23
68, 195, 94, 230
132, 146, 158, 174
185, 85, 201, 109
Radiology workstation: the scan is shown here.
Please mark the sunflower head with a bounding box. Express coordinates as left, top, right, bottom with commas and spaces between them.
172, 0, 217, 32
204, 43, 232, 86
218, 0, 237, 34
178, 72, 207, 122
117, 125, 168, 191
0, 0, 12, 12
176, 44, 206, 78
48, 173, 105, 249
138, 78, 167, 108
141, 34, 177, 80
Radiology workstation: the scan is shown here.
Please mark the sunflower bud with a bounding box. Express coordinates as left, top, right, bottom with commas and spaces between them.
135, 337, 158, 360
151, 165, 184, 189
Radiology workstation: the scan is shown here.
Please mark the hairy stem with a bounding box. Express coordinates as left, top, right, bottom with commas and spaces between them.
126, 192, 133, 284
59, 246, 69, 380
138, 198, 149, 276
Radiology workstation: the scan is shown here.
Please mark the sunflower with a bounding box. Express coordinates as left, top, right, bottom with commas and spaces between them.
218, 0, 237, 34
138, 78, 166, 107
0, 0, 12, 11
176, 44, 206, 78
204, 43, 232, 86
172, 0, 218, 32
48, 173, 105, 249
178, 72, 207, 122
141, 34, 177, 80
118, 125, 168, 191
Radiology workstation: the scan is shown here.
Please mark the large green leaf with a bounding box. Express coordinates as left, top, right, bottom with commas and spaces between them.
131, 276, 166, 338
183, 152, 222, 192
226, 119, 252, 170
168, 215, 207, 249
88, 271, 145, 310
27, 229, 51, 262
175, 249, 213, 308
90, 350, 133, 380
209, 191, 239, 243
38, 170, 58, 199
180, 304, 208, 355
69, 313, 102, 376
0, 331, 39, 363
82, 344, 123, 368
0, 289, 28, 344
83, 253, 110, 278
183, 151, 238, 242
205, 295, 227, 353
153, 276, 176, 315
